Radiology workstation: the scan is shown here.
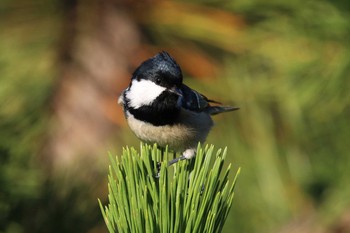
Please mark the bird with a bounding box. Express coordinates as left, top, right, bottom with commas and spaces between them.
118, 51, 238, 165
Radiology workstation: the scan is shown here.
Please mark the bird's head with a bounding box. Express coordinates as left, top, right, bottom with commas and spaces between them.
125, 51, 183, 109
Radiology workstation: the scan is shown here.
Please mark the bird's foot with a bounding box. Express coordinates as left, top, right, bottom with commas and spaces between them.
154, 162, 161, 179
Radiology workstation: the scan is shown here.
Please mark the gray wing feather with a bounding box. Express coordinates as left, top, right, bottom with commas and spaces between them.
180, 84, 239, 115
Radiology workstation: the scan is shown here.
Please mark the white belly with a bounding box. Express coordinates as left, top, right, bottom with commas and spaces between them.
126, 109, 213, 152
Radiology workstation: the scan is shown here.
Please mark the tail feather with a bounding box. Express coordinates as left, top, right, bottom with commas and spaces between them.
207, 106, 239, 115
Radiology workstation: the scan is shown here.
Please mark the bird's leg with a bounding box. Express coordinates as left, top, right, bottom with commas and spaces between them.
168, 155, 186, 166
167, 148, 196, 166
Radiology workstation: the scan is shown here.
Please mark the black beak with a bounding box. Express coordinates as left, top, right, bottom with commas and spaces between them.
169, 87, 183, 97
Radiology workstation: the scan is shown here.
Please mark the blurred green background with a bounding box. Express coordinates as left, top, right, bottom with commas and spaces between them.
1, 0, 350, 232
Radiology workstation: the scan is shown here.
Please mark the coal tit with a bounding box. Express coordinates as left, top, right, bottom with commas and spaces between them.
118, 51, 238, 165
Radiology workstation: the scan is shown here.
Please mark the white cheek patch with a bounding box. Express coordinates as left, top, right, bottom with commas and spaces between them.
126, 79, 166, 109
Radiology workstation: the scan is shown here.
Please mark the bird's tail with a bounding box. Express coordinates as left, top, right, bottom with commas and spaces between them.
207, 106, 239, 115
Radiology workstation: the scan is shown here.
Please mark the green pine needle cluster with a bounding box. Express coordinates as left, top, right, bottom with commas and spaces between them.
99, 143, 240, 233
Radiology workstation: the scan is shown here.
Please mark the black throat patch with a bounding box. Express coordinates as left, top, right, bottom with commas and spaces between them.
126, 91, 181, 126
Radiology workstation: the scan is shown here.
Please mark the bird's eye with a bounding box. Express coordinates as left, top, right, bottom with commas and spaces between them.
155, 78, 161, 85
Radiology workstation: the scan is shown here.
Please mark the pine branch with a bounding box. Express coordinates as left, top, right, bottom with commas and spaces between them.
99, 143, 240, 233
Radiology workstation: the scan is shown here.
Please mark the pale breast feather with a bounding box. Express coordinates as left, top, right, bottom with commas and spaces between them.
126, 109, 213, 151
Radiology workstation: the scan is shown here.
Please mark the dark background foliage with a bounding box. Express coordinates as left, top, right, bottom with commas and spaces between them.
1, 0, 350, 232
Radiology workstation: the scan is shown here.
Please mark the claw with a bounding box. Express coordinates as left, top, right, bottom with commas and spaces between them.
154, 162, 161, 179
200, 184, 205, 195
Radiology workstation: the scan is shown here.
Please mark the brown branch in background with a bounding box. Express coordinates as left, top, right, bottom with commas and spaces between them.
45, 0, 141, 171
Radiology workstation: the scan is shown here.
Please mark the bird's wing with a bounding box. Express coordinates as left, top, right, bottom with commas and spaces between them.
180, 84, 210, 111
180, 84, 239, 114
206, 105, 239, 115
